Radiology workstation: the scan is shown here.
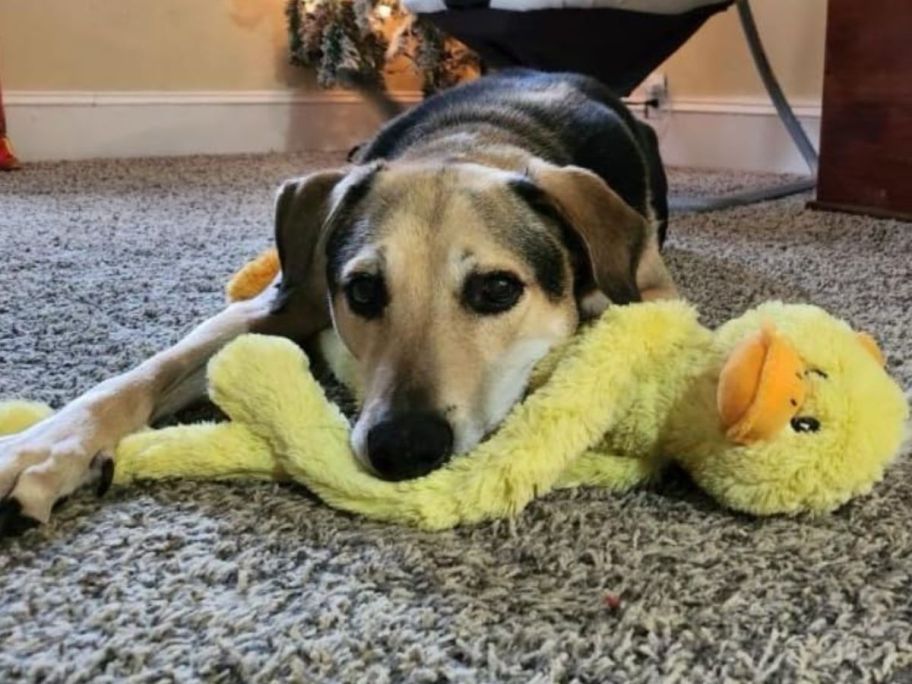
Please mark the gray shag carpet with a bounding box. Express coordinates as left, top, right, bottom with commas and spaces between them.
1, 154, 911, 683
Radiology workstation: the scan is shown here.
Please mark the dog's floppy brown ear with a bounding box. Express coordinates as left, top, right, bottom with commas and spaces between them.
271, 169, 347, 319
525, 159, 647, 305
274, 170, 345, 288
271, 164, 384, 330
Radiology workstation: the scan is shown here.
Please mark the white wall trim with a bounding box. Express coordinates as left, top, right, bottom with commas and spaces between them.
643, 95, 820, 174
667, 95, 821, 118
5, 89, 820, 115
4, 89, 422, 162
5, 89, 821, 173
5, 89, 425, 107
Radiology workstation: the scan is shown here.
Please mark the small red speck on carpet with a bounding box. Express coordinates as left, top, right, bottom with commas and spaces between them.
603, 593, 622, 610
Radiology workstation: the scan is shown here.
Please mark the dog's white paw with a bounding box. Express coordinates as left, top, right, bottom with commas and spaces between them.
0, 399, 131, 536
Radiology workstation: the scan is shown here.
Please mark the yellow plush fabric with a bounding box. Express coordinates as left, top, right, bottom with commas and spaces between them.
670, 303, 909, 515
1, 301, 907, 527
0, 400, 53, 436
117, 302, 704, 529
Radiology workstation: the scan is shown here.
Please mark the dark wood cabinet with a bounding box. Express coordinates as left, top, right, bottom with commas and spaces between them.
812, 0, 912, 220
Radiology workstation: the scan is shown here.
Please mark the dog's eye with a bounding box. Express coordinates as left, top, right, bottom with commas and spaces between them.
464, 272, 524, 315
790, 416, 821, 433
344, 275, 388, 319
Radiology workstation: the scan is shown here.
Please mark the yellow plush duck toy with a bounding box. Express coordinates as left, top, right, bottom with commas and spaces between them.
1, 255, 907, 529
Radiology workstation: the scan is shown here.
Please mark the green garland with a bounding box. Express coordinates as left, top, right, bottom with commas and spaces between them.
286, 0, 478, 95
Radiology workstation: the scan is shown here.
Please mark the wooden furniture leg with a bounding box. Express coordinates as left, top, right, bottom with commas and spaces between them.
810, 0, 912, 220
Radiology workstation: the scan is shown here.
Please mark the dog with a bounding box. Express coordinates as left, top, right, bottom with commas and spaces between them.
0, 69, 677, 535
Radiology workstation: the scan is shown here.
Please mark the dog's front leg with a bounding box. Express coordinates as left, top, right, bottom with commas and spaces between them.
0, 285, 304, 536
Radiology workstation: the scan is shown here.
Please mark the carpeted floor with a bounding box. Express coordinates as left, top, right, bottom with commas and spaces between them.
1, 153, 910, 683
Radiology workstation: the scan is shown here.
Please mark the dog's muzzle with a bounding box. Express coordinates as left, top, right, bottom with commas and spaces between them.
366, 412, 454, 481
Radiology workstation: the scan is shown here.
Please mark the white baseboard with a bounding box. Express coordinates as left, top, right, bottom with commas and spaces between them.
648, 96, 820, 175
5, 90, 819, 174
4, 90, 423, 162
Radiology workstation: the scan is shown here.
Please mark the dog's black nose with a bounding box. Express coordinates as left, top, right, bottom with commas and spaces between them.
366, 412, 454, 481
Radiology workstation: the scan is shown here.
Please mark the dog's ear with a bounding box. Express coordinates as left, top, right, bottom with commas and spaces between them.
272, 170, 345, 324
274, 170, 345, 290
272, 164, 383, 322
524, 159, 648, 306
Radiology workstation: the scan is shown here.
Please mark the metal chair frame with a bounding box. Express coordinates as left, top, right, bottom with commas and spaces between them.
668, 0, 818, 213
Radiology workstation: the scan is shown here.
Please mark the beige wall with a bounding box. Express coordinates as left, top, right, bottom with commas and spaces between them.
0, 0, 316, 91
1, 0, 826, 99
660, 0, 827, 101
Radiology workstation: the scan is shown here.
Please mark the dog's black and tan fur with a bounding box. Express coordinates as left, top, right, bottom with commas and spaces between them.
0, 70, 677, 533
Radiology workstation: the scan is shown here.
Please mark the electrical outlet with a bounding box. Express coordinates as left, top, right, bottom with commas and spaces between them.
643, 72, 668, 109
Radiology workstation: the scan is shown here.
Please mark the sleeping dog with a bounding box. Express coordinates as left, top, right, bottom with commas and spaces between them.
0, 69, 677, 534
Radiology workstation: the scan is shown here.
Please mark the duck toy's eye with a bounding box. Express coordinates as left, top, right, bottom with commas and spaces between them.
791, 416, 821, 433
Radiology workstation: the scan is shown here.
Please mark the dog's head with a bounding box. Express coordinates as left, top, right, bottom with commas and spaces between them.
272, 159, 648, 480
